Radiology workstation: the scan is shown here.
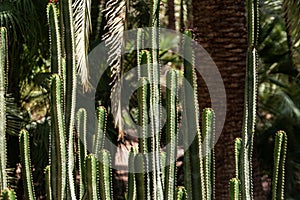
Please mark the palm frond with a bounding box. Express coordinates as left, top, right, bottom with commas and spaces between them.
282, 0, 300, 69
102, 0, 126, 136
73, 0, 92, 92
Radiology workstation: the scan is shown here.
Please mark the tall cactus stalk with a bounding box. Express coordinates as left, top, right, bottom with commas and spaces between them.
165, 70, 178, 200
240, 0, 259, 199
76, 108, 87, 199
0, 27, 8, 191
50, 74, 67, 200
272, 131, 287, 200
98, 149, 112, 200
234, 138, 242, 180
94, 106, 107, 154
202, 108, 215, 200
128, 147, 137, 200
45, 166, 52, 200
182, 30, 206, 200
19, 129, 35, 200
176, 187, 187, 200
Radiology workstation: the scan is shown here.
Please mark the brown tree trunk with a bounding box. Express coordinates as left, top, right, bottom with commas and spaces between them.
167, 0, 176, 29
192, 0, 264, 199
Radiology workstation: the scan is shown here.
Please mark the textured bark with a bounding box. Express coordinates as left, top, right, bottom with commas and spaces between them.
192, 0, 264, 199
167, 0, 176, 29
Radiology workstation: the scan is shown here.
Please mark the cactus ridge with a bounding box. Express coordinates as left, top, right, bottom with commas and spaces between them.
47, 3, 62, 75
234, 138, 242, 179
0, 27, 8, 190
99, 149, 113, 200
230, 178, 240, 200
50, 74, 67, 200
165, 69, 178, 200
1, 188, 16, 200
128, 147, 138, 200
44, 166, 52, 200
85, 154, 99, 200
176, 186, 187, 200
272, 131, 287, 200
19, 129, 36, 200
76, 108, 87, 199
202, 108, 216, 200
95, 106, 107, 154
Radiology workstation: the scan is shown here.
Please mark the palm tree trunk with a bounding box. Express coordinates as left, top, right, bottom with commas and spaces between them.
192, 0, 264, 199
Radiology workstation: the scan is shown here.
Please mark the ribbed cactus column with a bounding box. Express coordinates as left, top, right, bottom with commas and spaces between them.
240, 0, 259, 199
19, 129, 35, 200
272, 131, 287, 200
0, 27, 8, 191
1, 188, 16, 200
165, 70, 178, 200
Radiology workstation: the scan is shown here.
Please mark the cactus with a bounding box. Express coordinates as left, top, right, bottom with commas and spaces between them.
240, 0, 259, 199
164, 70, 178, 200
76, 108, 87, 199
234, 138, 242, 180
98, 149, 113, 200
19, 129, 35, 200
85, 154, 99, 200
202, 108, 215, 200
229, 178, 240, 200
44, 166, 52, 200
272, 131, 287, 200
1, 188, 16, 200
0, 27, 8, 191
50, 74, 67, 199
176, 187, 187, 200
182, 29, 206, 200
94, 106, 107, 154
134, 153, 148, 200
128, 147, 137, 200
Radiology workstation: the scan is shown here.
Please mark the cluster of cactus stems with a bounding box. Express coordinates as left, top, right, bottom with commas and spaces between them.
0, 0, 289, 199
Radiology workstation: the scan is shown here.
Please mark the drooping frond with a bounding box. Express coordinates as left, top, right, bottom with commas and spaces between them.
282, 0, 300, 69
102, 0, 126, 136
73, 0, 92, 91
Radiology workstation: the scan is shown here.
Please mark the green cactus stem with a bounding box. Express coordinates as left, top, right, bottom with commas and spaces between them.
1, 188, 16, 200
47, 3, 62, 75
202, 108, 215, 200
76, 108, 87, 199
272, 131, 287, 200
240, 0, 259, 199
182, 29, 206, 200
234, 138, 242, 179
165, 69, 178, 200
50, 74, 66, 200
128, 147, 138, 200
45, 166, 52, 200
230, 178, 240, 200
134, 153, 148, 200
19, 129, 35, 200
98, 149, 112, 200
176, 186, 187, 200
0, 27, 8, 191
85, 154, 99, 200
94, 106, 107, 154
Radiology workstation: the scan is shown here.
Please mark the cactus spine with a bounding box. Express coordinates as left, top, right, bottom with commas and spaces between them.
272, 131, 287, 200
240, 0, 259, 199
0, 27, 8, 191
19, 129, 35, 200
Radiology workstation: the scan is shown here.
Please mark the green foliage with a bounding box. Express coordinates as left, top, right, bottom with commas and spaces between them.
85, 154, 99, 200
